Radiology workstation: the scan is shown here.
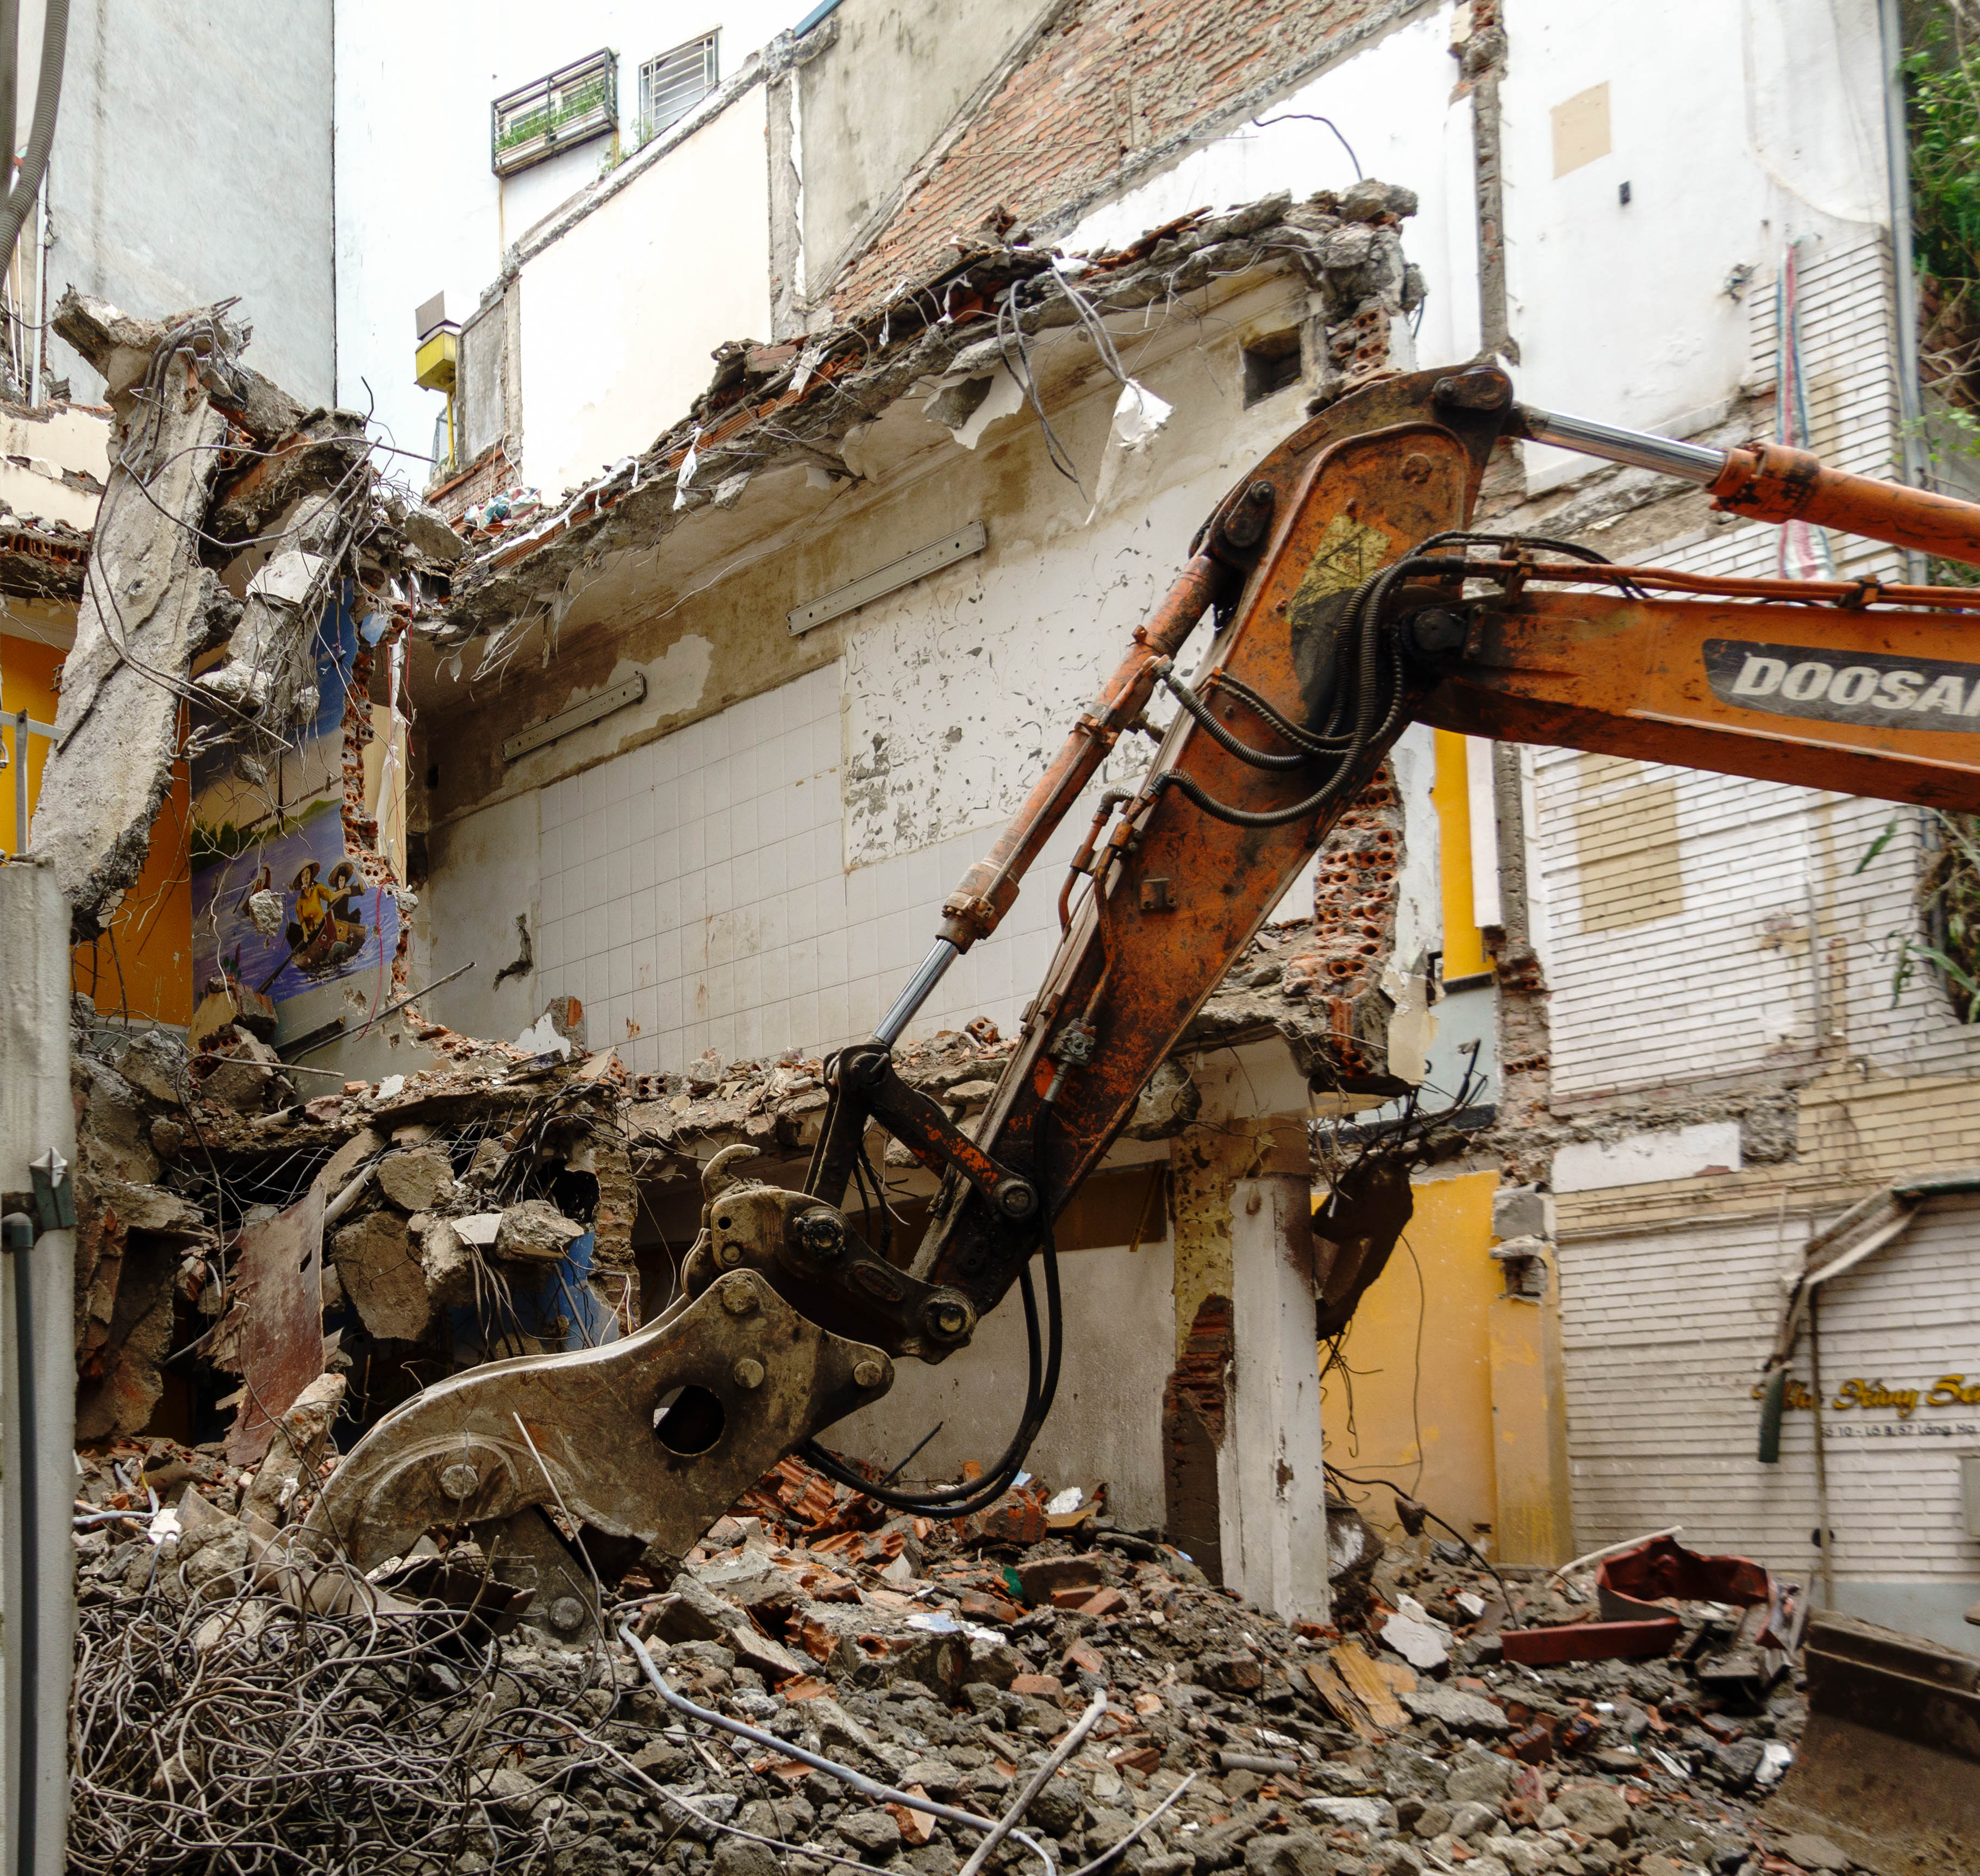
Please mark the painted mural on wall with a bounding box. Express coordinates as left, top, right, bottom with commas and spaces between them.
190, 588, 399, 1012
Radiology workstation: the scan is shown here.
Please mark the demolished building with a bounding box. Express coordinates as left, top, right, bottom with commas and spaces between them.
3, 0, 1980, 1869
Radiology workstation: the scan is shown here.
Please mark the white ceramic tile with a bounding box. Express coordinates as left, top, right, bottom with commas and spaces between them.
629, 787, 655, 846
633, 936, 658, 989
816, 923, 848, 992
847, 975, 879, 1037
584, 954, 610, 1010
632, 887, 657, 942
652, 828, 680, 883
733, 847, 760, 910
600, 798, 627, 854
787, 940, 819, 997
846, 863, 877, 926
679, 866, 707, 924
580, 857, 608, 914
582, 903, 609, 962
679, 817, 707, 874
759, 837, 788, 900
607, 896, 633, 952
817, 981, 848, 1047
610, 943, 635, 997
707, 858, 734, 916
655, 926, 682, 983
603, 756, 630, 805
788, 991, 820, 1055
582, 767, 608, 818
758, 895, 789, 954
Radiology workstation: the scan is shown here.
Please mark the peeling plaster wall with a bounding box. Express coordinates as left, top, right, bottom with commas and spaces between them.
440, 270, 1452, 1073
518, 87, 774, 499
795, 0, 1042, 286
1498, 0, 1887, 486
53, 0, 335, 406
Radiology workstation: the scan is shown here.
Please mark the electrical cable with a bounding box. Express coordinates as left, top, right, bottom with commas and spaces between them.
1322, 1460, 1514, 1611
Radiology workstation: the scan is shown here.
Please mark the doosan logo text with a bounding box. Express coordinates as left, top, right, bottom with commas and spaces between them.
1703, 638, 1980, 733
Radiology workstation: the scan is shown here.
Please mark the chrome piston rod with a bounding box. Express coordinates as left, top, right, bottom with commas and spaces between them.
1517, 404, 1727, 485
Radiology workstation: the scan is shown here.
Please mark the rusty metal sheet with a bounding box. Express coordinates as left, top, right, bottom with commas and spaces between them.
222, 1186, 326, 1466
1501, 1618, 1681, 1666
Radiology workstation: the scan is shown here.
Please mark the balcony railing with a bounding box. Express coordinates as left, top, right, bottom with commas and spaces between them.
492, 50, 617, 177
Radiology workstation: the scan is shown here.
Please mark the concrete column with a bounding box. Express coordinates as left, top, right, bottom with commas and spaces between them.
0, 856, 77, 1875
1165, 1112, 1327, 1623
1225, 1172, 1330, 1623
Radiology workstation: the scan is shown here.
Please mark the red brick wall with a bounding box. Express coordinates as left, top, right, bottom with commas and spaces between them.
832, 0, 1378, 309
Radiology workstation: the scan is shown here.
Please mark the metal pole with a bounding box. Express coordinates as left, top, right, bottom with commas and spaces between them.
12, 712, 26, 856
1809, 1285, 1838, 1612
0, 858, 76, 1876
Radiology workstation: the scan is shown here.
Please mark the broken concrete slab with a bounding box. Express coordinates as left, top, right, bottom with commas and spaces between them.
218, 1187, 327, 1465
330, 1209, 431, 1340
35, 296, 236, 933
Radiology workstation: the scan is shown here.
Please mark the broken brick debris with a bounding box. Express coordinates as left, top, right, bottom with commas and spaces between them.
68, 1436, 1827, 1876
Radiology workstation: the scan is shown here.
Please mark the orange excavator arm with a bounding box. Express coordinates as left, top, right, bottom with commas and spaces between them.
879, 368, 1980, 1329
311, 362, 1980, 1571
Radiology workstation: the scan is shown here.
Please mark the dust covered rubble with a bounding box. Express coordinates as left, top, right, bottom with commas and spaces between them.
68, 1440, 1828, 1876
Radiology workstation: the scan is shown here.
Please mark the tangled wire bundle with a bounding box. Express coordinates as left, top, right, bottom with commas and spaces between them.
70, 1559, 647, 1874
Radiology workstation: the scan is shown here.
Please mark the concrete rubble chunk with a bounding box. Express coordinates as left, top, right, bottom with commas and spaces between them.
1554, 1781, 1633, 1843
1774, 1835, 1848, 1873
374, 1146, 457, 1212
1400, 1686, 1513, 1735
495, 1198, 585, 1261
331, 1209, 432, 1340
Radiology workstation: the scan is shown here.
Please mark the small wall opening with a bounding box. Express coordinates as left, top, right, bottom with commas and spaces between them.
1242, 329, 1303, 406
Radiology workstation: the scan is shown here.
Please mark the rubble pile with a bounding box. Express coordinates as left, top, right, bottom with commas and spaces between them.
70, 1004, 642, 1446
68, 1437, 1842, 1876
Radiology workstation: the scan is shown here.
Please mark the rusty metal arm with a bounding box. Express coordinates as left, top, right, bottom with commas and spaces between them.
1406, 566, 1980, 813
1517, 403, 1980, 569
907, 369, 1517, 1317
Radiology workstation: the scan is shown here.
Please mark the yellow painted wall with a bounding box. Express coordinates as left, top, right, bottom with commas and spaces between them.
1432, 729, 1489, 979
1319, 1167, 1502, 1546
2, 631, 193, 1025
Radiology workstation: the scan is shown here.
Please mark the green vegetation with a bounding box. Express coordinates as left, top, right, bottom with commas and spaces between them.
496, 71, 612, 154
1908, 8, 1980, 426
1863, 810, 1980, 1020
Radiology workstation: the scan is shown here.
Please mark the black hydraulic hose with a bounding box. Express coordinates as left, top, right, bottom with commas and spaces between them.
1154, 661, 1309, 770
805, 1217, 1063, 1519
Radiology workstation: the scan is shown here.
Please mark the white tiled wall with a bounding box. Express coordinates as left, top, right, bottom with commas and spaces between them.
532, 662, 1087, 1075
